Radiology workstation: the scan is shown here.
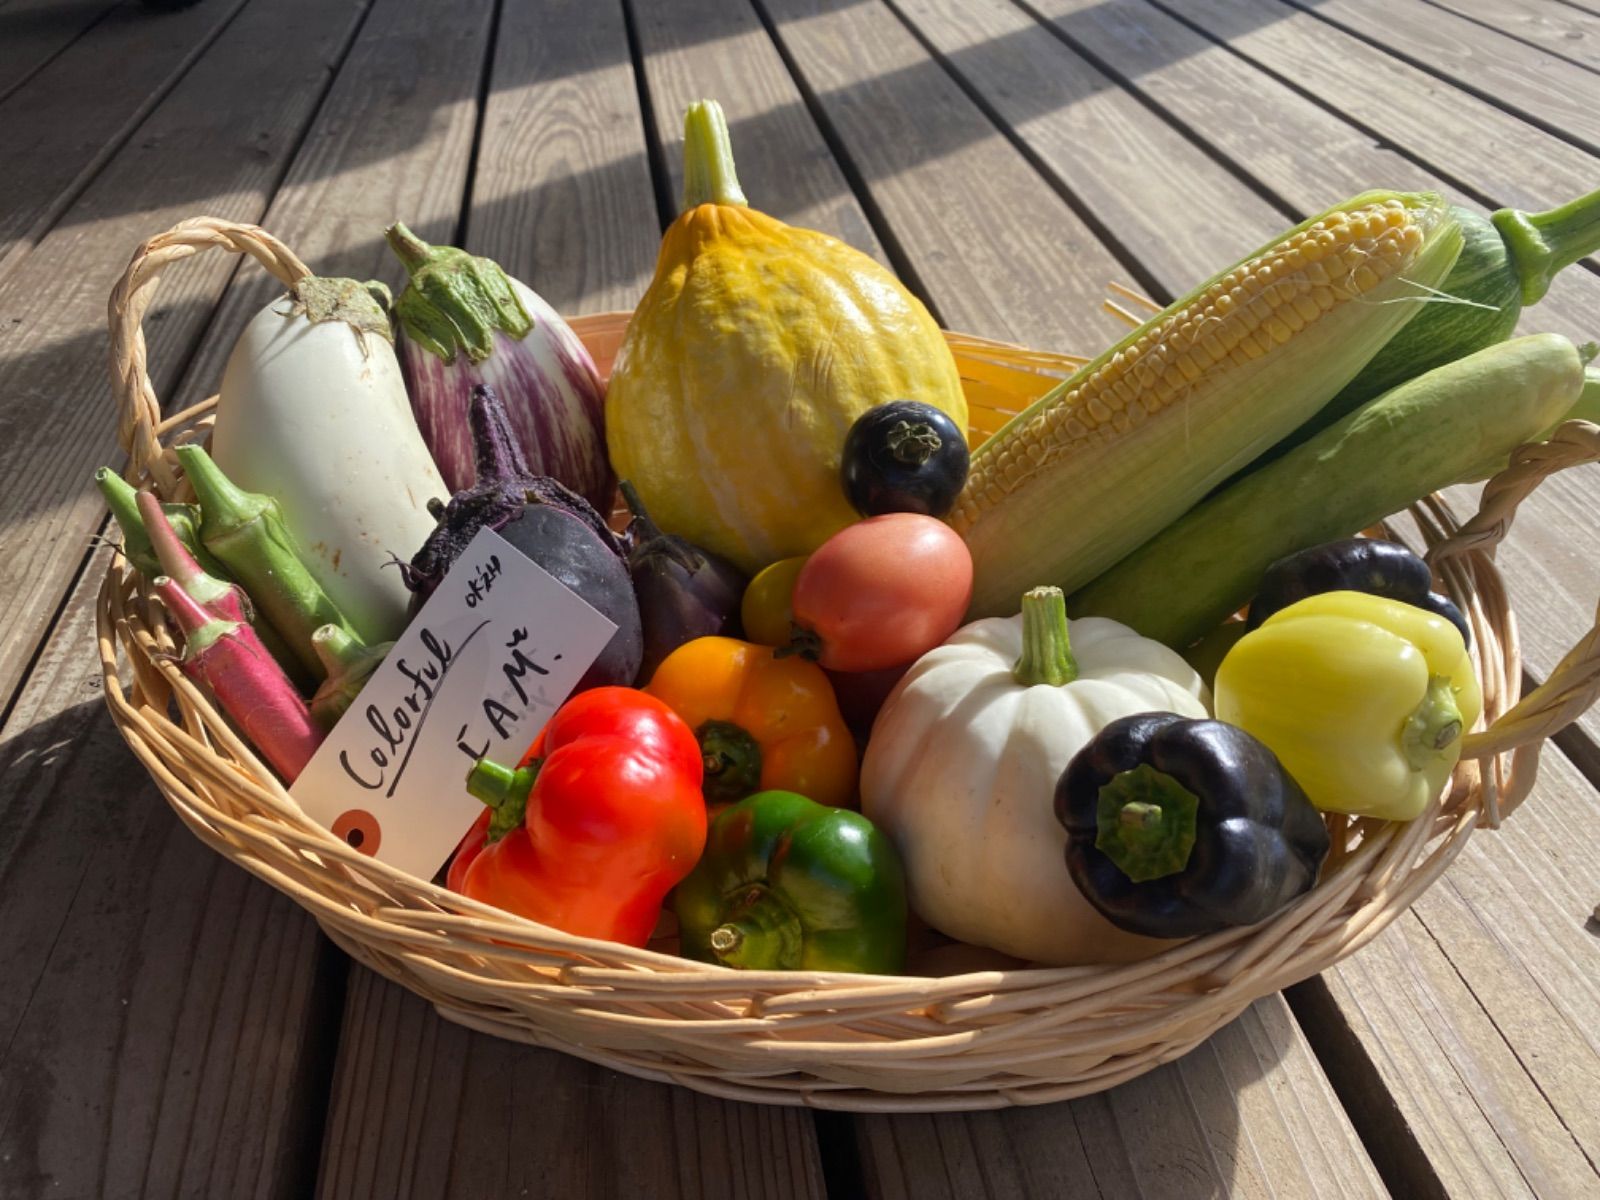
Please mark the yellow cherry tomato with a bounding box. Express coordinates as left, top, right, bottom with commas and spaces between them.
740, 556, 808, 647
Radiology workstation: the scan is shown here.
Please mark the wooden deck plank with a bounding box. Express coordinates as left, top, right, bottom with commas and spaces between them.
1426, 0, 1600, 71
462, 0, 660, 312
0, 0, 122, 100
890, 0, 1285, 301
0, 550, 339, 1198
852, 997, 1384, 1199
0, 0, 370, 713
1298, 0, 1600, 152
315, 4, 829, 1192
1293, 747, 1600, 1198
319, 970, 827, 1200
753, 0, 1135, 351
1164, 0, 1600, 260
0, 0, 251, 278
162, 0, 499, 415
1019, 0, 1600, 348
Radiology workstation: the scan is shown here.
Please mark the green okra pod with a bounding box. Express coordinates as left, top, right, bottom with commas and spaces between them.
176, 444, 365, 679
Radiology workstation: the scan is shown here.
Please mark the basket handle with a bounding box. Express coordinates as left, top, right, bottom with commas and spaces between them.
1428, 420, 1600, 776
108, 217, 310, 492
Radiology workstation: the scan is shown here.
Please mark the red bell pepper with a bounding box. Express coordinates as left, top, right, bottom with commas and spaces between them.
447, 687, 706, 946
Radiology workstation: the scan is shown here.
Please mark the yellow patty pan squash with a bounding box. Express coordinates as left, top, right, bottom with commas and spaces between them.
605, 100, 968, 574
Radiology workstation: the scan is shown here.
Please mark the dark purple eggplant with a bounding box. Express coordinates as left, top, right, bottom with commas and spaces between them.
402, 385, 642, 690
622, 481, 747, 683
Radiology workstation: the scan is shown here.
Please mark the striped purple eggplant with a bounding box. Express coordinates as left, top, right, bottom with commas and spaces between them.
385, 223, 614, 512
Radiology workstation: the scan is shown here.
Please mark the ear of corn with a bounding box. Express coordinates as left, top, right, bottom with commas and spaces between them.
951, 191, 1465, 618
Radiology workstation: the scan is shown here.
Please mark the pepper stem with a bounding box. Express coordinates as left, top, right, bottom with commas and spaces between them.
465, 758, 540, 842
1013, 586, 1079, 686
1493, 187, 1600, 307
707, 885, 803, 970
696, 720, 763, 806
1094, 764, 1200, 883
680, 100, 748, 211
384, 221, 531, 364
1402, 675, 1464, 770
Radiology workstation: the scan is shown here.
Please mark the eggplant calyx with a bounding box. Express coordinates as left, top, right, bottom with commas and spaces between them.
287, 276, 395, 351
622, 481, 705, 575
385, 222, 532, 364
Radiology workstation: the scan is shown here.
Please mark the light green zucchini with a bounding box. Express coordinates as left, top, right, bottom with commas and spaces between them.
1069, 333, 1590, 649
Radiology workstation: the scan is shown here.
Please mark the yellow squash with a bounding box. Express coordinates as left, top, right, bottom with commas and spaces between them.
605, 100, 967, 574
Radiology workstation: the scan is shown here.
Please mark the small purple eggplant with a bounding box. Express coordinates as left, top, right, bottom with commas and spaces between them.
621, 481, 748, 684
402, 386, 641, 692
385, 223, 614, 512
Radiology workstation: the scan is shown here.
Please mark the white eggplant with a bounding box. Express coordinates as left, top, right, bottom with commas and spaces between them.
211, 276, 447, 645
385, 224, 613, 511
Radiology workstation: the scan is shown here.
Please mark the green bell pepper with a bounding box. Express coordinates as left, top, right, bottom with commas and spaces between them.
673, 790, 907, 974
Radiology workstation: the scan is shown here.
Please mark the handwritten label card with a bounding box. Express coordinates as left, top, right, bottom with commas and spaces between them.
290, 528, 617, 880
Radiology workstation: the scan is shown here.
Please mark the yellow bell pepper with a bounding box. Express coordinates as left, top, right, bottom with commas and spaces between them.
1213, 591, 1482, 820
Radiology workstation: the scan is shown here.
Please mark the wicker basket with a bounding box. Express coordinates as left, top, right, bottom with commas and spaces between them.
98, 217, 1600, 1111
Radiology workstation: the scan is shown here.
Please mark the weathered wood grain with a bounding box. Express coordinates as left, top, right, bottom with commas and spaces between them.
0, 0, 369, 712
0, 550, 341, 1198
755, 0, 1132, 351
1020, 0, 1600, 348
1165, 0, 1600, 255
1293, 747, 1600, 1198
318, 969, 828, 1200
463, 0, 660, 313
629, 0, 887, 260
0, 0, 122, 101
1292, 0, 1600, 151
890, 0, 1284, 300
852, 997, 1385, 1199
164, 0, 500, 416
0, 0, 250, 278
1427, 0, 1600, 71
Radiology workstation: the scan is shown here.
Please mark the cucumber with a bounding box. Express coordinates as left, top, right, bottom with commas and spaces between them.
1069, 334, 1589, 649
1241, 188, 1600, 474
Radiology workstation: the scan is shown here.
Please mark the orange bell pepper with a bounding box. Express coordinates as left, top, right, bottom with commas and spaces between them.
646, 637, 858, 809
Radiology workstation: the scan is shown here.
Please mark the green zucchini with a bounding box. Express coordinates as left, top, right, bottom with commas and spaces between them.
1245, 188, 1600, 471
1069, 334, 1590, 649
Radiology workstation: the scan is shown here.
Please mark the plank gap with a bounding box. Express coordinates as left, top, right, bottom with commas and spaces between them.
450, 0, 506, 247
1416, 0, 1600, 77
746, 0, 950, 328
1137, 0, 1591, 242
0, 0, 124, 106
881, 0, 1175, 306
812, 1109, 868, 1200
1281, 0, 1600, 159
1284, 977, 1451, 1200
619, 0, 680, 230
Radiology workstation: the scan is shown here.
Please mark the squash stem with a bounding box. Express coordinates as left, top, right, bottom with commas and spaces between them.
1013, 586, 1079, 686
680, 99, 748, 211
1493, 186, 1600, 306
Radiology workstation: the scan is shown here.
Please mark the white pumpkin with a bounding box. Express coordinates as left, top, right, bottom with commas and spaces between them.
860, 588, 1211, 966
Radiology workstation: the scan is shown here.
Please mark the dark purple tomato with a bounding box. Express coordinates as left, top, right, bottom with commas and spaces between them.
841, 401, 969, 518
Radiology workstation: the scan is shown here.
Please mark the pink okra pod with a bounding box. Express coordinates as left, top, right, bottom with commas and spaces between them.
155, 575, 323, 781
